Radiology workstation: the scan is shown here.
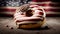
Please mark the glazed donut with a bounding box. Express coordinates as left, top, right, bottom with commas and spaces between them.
14, 4, 46, 29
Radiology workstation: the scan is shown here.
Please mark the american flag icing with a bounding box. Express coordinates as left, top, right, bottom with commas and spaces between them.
14, 4, 46, 25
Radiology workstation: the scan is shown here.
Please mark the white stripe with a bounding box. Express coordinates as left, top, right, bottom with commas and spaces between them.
42, 6, 60, 9
46, 11, 60, 14
16, 21, 41, 25
0, 7, 19, 9
16, 17, 41, 21
0, 12, 14, 15
0, 6, 60, 9
29, 1, 59, 4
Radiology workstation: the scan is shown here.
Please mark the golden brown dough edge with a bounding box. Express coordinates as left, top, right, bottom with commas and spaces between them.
16, 18, 46, 29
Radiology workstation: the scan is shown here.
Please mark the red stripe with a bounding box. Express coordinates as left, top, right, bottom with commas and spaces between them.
37, 4, 60, 7
39, 12, 43, 15
0, 8, 16, 12
49, 3, 60, 7
0, 14, 13, 17
0, 8, 60, 12
46, 14, 60, 17
44, 9, 60, 12
16, 19, 43, 22
0, 14, 60, 17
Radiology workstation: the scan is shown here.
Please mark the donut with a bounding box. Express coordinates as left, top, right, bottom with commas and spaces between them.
14, 4, 46, 29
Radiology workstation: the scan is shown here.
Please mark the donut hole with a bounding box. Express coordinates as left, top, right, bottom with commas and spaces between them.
26, 10, 33, 17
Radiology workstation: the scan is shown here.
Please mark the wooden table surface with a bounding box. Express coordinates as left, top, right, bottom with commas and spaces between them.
0, 17, 60, 34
